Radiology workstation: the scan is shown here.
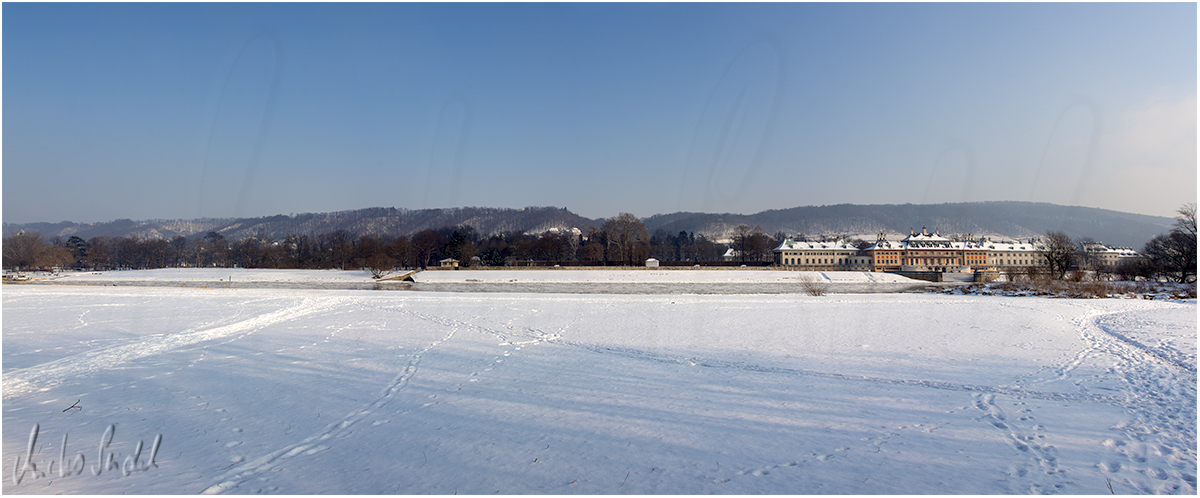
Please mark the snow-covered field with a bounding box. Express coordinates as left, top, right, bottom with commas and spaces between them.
3, 270, 1195, 494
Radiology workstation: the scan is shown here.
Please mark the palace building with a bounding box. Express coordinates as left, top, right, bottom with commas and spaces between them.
863, 226, 990, 273
773, 225, 1083, 275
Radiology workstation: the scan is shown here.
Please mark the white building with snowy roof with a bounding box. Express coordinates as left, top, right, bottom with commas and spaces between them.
1080, 241, 1140, 270
773, 238, 872, 271
980, 238, 1047, 274
774, 225, 1060, 275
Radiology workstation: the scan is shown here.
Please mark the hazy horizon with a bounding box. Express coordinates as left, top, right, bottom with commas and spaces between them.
0, 200, 1181, 228
4, 3, 1196, 224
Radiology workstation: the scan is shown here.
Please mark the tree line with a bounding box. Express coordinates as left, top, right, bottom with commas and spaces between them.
7, 205, 1191, 282
1115, 203, 1196, 283
1037, 203, 1195, 283
1, 212, 787, 276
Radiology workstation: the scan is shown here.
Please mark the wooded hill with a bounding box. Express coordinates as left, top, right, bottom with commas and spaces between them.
3, 202, 1175, 248
642, 202, 1174, 248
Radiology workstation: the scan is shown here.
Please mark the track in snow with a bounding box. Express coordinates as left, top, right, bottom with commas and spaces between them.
2, 297, 346, 400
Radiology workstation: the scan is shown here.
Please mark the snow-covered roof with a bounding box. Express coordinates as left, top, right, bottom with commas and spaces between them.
875, 241, 987, 250
1082, 242, 1138, 256
901, 233, 951, 245
774, 239, 859, 251
984, 241, 1046, 253
865, 235, 898, 251
863, 227, 987, 252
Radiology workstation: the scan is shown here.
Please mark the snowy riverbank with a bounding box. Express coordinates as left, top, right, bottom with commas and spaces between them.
2, 273, 1195, 494
14, 267, 932, 294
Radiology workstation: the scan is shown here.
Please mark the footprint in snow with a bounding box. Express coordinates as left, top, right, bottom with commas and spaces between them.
1008, 463, 1028, 477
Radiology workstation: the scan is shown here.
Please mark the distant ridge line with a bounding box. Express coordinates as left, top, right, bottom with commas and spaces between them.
2, 202, 1175, 248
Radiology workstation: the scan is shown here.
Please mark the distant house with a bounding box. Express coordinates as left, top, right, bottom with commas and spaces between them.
645, 258, 659, 268
439, 258, 460, 268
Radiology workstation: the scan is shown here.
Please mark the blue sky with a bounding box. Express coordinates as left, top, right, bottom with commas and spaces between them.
4, 2, 1196, 224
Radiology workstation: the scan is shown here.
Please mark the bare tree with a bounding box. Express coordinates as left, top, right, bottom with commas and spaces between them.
40, 245, 74, 271
169, 236, 189, 267
1116, 256, 1152, 281
1143, 232, 1194, 283
1042, 231, 1077, 279
726, 225, 773, 263
691, 234, 721, 262
1174, 203, 1197, 282
202, 232, 230, 268
1140, 203, 1198, 283
85, 236, 112, 270
601, 213, 649, 266
745, 226, 774, 263
1076, 236, 1099, 270
731, 225, 753, 264
411, 230, 441, 269
798, 274, 827, 296
1176, 203, 1197, 244
364, 252, 397, 278
2, 231, 46, 271
580, 240, 605, 263
388, 236, 412, 269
